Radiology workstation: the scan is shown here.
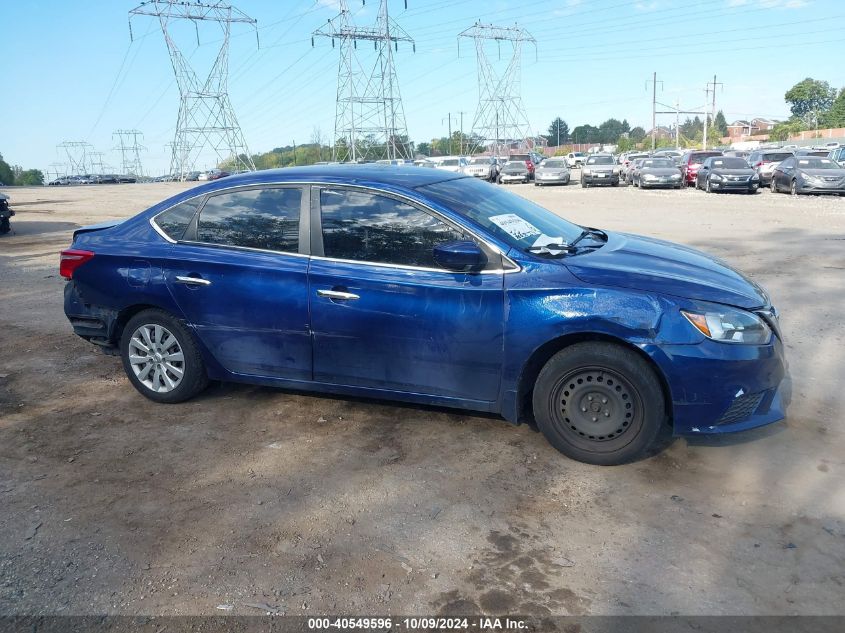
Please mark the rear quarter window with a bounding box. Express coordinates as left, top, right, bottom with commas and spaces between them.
155, 198, 202, 241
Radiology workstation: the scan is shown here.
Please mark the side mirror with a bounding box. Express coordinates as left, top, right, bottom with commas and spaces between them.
433, 240, 487, 273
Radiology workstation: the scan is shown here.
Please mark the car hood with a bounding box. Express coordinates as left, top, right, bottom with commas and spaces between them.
564, 231, 769, 309
641, 168, 680, 176
712, 168, 755, 176
801, 168, 845, 177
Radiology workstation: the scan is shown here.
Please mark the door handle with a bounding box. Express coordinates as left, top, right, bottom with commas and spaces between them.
175, 275, 211, 286
317, 289, 360, 301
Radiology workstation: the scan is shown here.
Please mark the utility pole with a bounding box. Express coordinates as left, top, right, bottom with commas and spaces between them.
655, 100, 707, 151
293, 140, 297, 166
646, 72, 663, 152
703, 74, 724, 150
458, 111, 466, 155
443, 114, 453, 155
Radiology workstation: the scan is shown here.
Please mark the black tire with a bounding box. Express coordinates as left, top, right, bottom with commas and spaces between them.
771, 178, 778, 193
581, 179, 588, 188
120, 308, 209, 404
705, 177, 713, 193
0, 217, 9, 235
790, 179, 798, 196
532, 342, 666, 465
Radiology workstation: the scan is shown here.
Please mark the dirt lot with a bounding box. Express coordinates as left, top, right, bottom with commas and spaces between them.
1, 178, 844, 617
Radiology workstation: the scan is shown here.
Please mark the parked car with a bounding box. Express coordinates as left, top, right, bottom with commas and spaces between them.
498, 160, 530, 184
413, 159, 437, 169
581, 155, 619, 187
464, 156, 499, 181
653, 149, 683, 163
564, 152, 587, 169
48, 176, 73, 186
60, 164, 788, 465
117, 175, 138, 184
91, 174, 119, 184
829, 146, 845, 167
795, 148, 830, 157
533, 158, 570, 186
747, 149, 794, 186
680, 151, 723, 186
505, 154, 536, 180
620, 152, 649, 182
695, 156, 759, 193
770, 155, 845, 195
723, 150, 750, 159
623, 158, 645, 185
633, 158, 683, 189
434, 157, 468, 174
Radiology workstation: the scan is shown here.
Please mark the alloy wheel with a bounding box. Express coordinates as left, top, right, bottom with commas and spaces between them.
128, 324, 185, 393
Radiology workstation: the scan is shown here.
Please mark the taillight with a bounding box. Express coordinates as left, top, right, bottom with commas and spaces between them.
60, 249, 95, 279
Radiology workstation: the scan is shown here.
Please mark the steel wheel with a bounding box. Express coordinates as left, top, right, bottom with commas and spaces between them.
552, 366, 642, 447
790, 180, 798, 195
128, 324, 185, 393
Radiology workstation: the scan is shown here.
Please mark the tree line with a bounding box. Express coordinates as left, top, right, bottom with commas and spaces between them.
0, 154, 44, 186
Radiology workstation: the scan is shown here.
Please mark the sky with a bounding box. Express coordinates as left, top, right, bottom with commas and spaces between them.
2, 0, 845, 177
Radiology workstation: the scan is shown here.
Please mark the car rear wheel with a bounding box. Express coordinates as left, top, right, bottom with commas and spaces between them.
532, 342, 665, 465
120, 309, 209, 404
771, 178, 778, 193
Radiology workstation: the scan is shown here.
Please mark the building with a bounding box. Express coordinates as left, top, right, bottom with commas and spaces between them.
727, 118, 779, 140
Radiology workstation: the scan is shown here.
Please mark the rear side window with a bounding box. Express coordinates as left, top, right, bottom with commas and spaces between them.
319, 189, 467, 268
155, 198, 201, 241
196, 187, 301, 253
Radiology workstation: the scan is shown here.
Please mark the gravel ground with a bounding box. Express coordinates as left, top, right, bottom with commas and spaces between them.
0, 177, 843, 616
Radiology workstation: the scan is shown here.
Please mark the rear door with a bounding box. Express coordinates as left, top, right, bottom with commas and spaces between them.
308, 186, 505, 403
161, 185, 312, 380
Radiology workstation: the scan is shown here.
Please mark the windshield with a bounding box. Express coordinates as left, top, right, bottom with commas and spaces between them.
469, 158, 490, 165
542, 160, 566, 168
711, 157, 749, 169
572, 152, 585, 157
689, 152, 721, 164
418, 177, 583, 250
440, 159, 460, 166
762, 152, 793, 162
503, 162, 527, 171
586, 156, 614, 165
642, 159, 675, 168
798, 158, 840, 170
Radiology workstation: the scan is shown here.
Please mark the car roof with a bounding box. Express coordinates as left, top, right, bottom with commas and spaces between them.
195, 164, 465, 190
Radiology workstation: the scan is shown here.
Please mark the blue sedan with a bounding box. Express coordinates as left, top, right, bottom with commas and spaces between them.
61, 165, 788, 465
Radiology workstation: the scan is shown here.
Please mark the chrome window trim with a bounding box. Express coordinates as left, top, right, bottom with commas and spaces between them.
149, 180, 521, 273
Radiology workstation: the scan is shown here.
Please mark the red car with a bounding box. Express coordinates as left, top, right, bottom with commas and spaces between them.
680, 151, 722, 186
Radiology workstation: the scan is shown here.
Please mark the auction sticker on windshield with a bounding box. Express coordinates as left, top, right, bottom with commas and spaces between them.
489, 213, 540, 240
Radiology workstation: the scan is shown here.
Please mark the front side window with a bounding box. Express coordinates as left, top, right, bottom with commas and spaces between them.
320, 189, 468, 268
196, 187, 301, 253
155, 198, 202, 241
779, 158, 795, 170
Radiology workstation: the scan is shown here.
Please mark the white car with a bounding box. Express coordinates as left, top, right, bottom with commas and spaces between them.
197, 172, 210, 181
564, 152, 586, 168
463, 156, 498, 181
434, 157, 468, 173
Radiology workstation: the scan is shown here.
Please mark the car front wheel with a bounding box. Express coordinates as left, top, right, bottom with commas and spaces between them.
532, 342, 666, 465
790, 180, 798, 195
120, 309, 209, 403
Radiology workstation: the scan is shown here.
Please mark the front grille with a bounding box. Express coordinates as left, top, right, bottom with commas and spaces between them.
717, 391, 766, 425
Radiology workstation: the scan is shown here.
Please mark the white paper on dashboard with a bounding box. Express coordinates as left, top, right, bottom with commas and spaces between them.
488, 213, 541, 240
531, 234, 566, 255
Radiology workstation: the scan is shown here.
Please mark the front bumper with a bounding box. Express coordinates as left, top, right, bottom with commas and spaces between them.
535, 173, 570, 184
709, 179, 759, 192
500, 175, 528, 183
582, 172, 619, 185
641, 176, 682, 188
798, 183, 845, 194
645, 335, 788, 435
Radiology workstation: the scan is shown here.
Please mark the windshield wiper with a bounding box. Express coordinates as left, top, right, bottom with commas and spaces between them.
525, 228, 607, 257
569, 227, 606, 248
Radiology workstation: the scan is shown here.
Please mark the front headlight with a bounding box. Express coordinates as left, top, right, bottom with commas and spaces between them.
710, 174, 723, 181
682, 307, 772, 345
751, 174, 760, 181
671, 173, 681, 179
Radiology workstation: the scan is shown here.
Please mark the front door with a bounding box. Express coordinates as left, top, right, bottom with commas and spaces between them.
164, 185, 312, 380
308, 187, 505, 403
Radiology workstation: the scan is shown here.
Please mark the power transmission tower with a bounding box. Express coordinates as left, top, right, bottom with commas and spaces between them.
58, 142, 94, 175
458, 22, 536, 156
89, 151, 106, 175
129, 0, 258, 180
313, 0, 415, 162
113, 130, 147, 177
47, 163, 68, 182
